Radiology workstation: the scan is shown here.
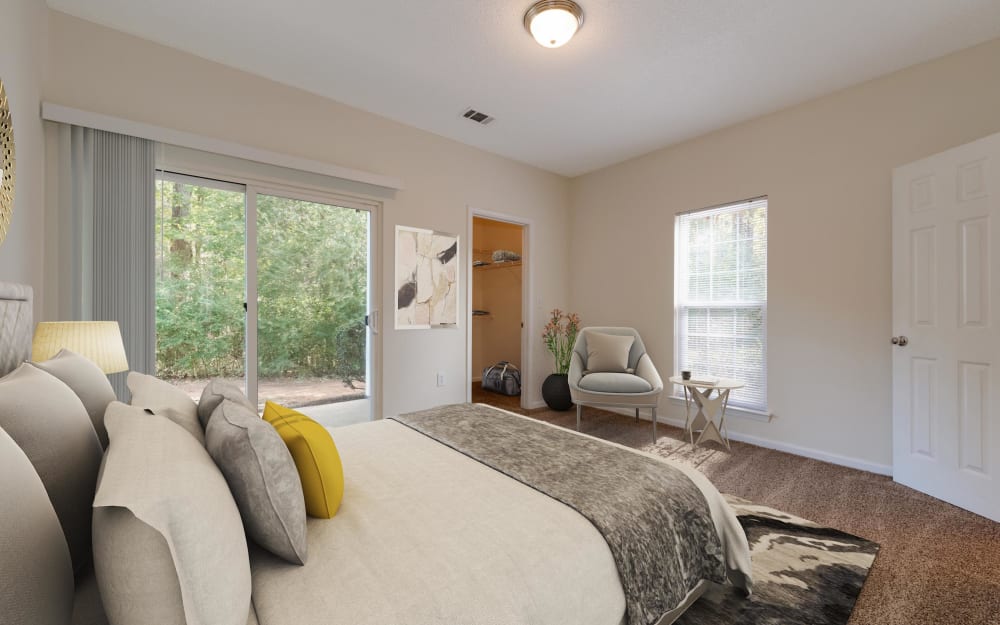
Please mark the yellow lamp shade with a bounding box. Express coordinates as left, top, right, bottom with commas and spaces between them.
32, 321, 129, 374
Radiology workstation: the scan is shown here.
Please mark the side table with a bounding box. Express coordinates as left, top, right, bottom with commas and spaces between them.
668, 376, 745, 450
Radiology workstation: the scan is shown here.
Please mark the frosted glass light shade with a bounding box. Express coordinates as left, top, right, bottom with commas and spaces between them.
524, 1, 584, 49
32, 321, 129, 374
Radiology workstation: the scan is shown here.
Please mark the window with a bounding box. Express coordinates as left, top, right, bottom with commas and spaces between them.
154, 168, 375, 423
674, 197, 767, 412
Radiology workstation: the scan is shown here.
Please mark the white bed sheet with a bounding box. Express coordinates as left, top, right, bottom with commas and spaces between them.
249, 410, 750, 625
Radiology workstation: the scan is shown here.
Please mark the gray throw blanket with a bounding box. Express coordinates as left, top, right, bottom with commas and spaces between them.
391, 404, 727, 625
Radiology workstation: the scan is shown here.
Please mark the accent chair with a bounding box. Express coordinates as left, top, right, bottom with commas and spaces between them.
568, 327, 664, 440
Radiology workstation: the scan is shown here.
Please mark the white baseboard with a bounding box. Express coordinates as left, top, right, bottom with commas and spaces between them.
600, 406, 893, 477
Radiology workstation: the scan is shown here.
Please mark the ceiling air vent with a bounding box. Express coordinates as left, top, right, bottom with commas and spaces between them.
462, 108, 495, 126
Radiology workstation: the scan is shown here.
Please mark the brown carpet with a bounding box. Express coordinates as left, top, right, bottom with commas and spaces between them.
472, 387, 1000, 625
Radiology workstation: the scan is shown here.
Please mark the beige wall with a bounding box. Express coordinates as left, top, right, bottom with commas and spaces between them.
43, 11, 571, 416
472, 218, 524, 380
0, 0, 47, 311
570, 38, 1000, 471
28, 10, 1000, 469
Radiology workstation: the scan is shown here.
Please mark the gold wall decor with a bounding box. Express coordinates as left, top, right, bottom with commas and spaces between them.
0, 79, 14, 247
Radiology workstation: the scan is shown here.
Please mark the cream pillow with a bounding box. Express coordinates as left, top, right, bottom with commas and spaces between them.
585, 332, 635, 373
93, 402, 251, 625
31, 348, 116, 448
127, 372, 204, 444
0, 426, 74, 625
0, 364, 102, 574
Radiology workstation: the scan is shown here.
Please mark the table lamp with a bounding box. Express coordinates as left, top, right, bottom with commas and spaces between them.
31, 321, 129, 374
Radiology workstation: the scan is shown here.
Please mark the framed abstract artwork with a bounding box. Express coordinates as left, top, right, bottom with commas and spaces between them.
395, 225, 459, 329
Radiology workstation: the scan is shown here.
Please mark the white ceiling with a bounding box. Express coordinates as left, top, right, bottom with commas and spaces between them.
47, 0, 1000, 177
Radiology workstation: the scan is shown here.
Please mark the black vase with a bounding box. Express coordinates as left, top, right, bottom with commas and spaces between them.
542, 373, 572, 411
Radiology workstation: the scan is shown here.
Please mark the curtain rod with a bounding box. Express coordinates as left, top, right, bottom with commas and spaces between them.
41, 102, 404, 191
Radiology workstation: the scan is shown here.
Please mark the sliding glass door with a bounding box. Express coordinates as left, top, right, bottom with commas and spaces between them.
154, 173, 247, 395
255, 192, 371, 422
154, 172, 375, 425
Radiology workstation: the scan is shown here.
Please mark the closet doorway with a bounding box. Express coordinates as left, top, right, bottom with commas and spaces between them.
469, 213, 529, 412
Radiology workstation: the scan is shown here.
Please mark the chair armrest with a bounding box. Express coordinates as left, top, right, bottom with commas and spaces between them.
568, 352, 585, 389
635, 353, 663, 392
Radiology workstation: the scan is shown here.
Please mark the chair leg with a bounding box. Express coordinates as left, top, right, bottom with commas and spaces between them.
635, 408, 639, 421
652, 406, 657, 441
576, 404, 582, 431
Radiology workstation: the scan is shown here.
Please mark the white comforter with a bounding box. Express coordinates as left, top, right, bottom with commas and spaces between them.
249, 412, 751, 625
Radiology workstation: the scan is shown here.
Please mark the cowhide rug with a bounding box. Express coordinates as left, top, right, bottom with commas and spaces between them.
676, 495, 879, 625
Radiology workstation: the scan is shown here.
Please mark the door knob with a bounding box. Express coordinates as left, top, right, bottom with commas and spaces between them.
891, 336, 909, 347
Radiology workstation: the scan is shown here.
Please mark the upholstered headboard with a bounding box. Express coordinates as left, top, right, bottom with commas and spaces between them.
0, 281, 33, 377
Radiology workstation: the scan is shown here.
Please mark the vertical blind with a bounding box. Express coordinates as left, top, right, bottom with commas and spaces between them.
49, 124, 155, 400
92, 130, 156, 400
674, 197, 768, 411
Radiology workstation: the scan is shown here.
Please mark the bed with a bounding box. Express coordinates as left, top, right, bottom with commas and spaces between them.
0, 281, 752, 625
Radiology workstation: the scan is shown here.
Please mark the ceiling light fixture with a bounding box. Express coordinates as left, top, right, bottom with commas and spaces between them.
524, 0, 584, 49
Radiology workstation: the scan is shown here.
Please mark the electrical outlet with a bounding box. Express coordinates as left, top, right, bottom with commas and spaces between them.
436, 372, 446, 387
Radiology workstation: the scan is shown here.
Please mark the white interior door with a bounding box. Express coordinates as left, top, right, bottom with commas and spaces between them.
892, 131, 1000, 522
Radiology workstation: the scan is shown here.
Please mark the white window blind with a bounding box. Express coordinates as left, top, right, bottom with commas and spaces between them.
674, 197, 767, 412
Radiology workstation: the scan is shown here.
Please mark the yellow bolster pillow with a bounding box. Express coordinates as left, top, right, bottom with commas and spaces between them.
263, 401, 344, 519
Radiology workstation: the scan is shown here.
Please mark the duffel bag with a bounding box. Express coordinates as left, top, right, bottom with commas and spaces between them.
481, 361, 521, 396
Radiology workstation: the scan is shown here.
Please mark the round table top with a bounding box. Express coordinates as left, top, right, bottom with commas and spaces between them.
668, 375, 745, 390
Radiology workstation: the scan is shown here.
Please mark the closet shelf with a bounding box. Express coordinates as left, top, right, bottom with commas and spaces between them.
474, 260, 522, 271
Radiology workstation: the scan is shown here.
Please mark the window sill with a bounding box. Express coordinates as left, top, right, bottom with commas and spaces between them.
668, 395, 772, 423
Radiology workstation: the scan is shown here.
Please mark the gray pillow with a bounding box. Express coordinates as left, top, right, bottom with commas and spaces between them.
31, 348, 116, 448
127, 371, 204, 444
94, 402, 251, 625
0, 363, 102, 573
206, 399, 307, 565
0, 426, 74, 625
198, 379, 256, 429
585, 332, 635, 373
